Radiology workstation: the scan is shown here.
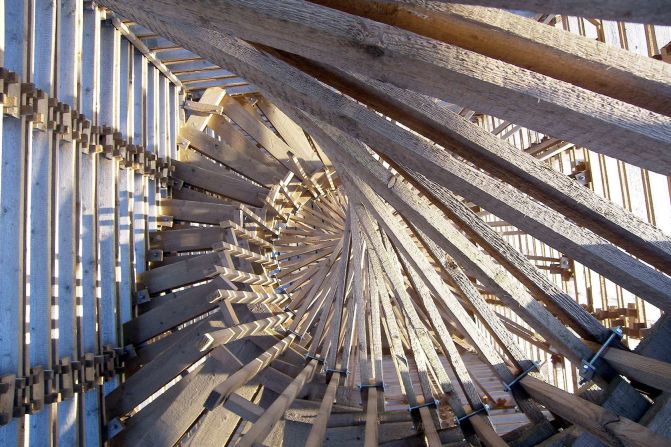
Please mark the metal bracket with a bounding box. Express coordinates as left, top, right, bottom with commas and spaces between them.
503, 360, 544, 392
134, 288, 151, 305
408, 399, 438, 413
455, 404, 490, 426
579, 326, 623, 385
304, 354, 324, 364
285, 329, 303, 340
105, 417, 125, 440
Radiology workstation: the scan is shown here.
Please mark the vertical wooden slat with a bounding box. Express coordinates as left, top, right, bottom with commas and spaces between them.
117, 37, 133, 326
0, 0, 29, 444
80, 4, 101, 445
132, 49, 147, 281
28, 0, 56, 443
55, 0, 83, 444
97, 19, 119, 396
146, 65, 157, 232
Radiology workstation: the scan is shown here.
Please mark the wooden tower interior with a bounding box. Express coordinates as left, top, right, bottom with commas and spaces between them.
1, 1, 671, 446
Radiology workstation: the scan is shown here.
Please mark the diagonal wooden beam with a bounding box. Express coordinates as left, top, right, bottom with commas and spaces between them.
269, 55, 671, 274
99, 0, 671, 174
311, 0, 671, 116
427, 0, 671, 26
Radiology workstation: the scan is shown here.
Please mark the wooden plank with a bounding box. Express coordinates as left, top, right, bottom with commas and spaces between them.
137, 251, 221, 294
583, 341, 671, 393
224, 393, 264, 422
308, 118, 594, 365
123, 277, 226, 345
28, 0, 57, 442
104, 16, 671, 318
112, 346, 244, 447
55, 0, 83, 443
254, 96, 324, 172
215, 265, 277, 287
97, 21, 121, 400
313, 1, 671, 116
80, 6, 103, 444
236, 360, 319, 447
431, 0, 671, 26
520, 376, 671, 447
219, 95, 301, 176
179, 123, 286, 186
160, 198, 238, 224
183, 87, 227, 131
205, 334, 298, 409
302, 114, 671, 330
172, 159, 266, 206
149, 226, 227, 252
221, 219, 273, 249
101, 0, 671, 174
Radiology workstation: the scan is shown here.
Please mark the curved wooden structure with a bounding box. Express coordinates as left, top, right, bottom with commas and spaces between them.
1, 1, 671, 446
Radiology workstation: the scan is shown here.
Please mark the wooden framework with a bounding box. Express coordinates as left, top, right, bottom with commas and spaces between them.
1, 1, 671, 446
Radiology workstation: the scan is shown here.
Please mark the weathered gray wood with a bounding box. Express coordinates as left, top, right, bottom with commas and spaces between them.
277, 58, 671, 274
429, 0, 671, 25
149, 226, 227, 252
160, 198, 238, 224
311, 1, 671, 116
172, 159, 266, 206
112, 346, 244, 447
306, 117, 596, 365
99, 0, 671, 174
124, 277, 227, 345
255, 97, 324, 172
88, 10, 671, 316
99, 18, 671, 314
137, 251, 222, 294
520, 375, 671, 447
180, 124, 286, 186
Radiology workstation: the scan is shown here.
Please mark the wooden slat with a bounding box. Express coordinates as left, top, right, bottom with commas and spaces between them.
160, 198, 238, 224
179, 124, 286, 186
172, 159, 266, 206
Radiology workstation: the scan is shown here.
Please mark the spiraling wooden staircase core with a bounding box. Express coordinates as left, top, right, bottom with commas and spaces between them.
2, 1, 671, 446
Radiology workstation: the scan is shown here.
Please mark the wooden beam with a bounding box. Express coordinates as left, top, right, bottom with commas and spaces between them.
100, 0, 671, 174
520, 376, 671, 447
159, 198, 239, 225
219, 95, 303, 177
582, 340, 671, 393
91, 16, 671, 314
150, 226, 228, 252
137, 251, 222, 294
123, 277, 227, 345
237, 360, 320, 447
427, 0, 671, 26
271, 55, 671, 274
254, 96, 324, 172
311, 1, 671, 116
172, 159, 266, 206
179, 124, 286, 186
